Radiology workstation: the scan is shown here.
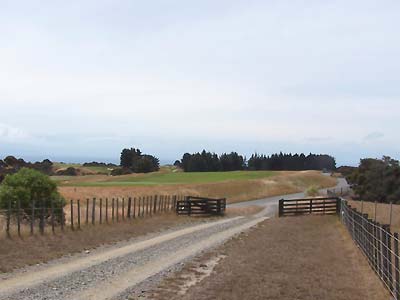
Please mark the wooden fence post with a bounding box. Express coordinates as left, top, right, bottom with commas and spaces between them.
116, 198, 119, 222
127, 197, 132, 219
86, 198, 89, 225
31, 199, 35, 235
61, 205, 64, 231
92, 198, 96, 225
6, 199, 11, 237
51, 198, 55, 233
138, 197, 141, 217
105, 198, 109, 223
77, 199, 81, 230
99, 198, 103, 224
39, 200, 45, 234
17, 198, 21, 236
133, 197, 136, 218
149, 196, 153, 216
112, 198, 115, 222
387, 226, 393, 291
122, 198, 125, 221
394, 232, 400, 300
153, 195, 157, 214
382, 225, 389, 286
70, 200, 74, 231
278, 199, 284, 217
377, 223, 382, 278
146, 197, 149, 216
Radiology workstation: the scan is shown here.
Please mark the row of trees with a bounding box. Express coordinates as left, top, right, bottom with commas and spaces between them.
118, 148, 160, 174
175, 150, 336, 172
0, 156, 54, 183
346, 156, 400, 203
177, 151, 245, 172
248, 153, 336, 171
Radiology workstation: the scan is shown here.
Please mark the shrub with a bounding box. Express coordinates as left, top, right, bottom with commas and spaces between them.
110, 167, 132, 176
305, 185, 319, 197
0, 168, 65, 220
56, 167, 79, 176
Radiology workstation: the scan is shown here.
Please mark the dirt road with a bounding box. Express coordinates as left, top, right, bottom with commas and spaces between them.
0, 214, 268, 300
0, 178, 347, 300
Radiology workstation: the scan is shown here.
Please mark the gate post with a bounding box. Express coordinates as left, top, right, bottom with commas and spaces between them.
278, 199, 284, 217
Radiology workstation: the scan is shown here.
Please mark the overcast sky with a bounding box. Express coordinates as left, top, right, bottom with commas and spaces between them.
1, 0, 399, 166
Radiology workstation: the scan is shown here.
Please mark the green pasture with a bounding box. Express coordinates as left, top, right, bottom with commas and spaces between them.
57, 170, 277, 187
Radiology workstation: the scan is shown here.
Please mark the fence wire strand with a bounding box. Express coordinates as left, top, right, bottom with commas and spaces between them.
341, 199, 400, 299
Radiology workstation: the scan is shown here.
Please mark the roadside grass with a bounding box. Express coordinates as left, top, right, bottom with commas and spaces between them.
150, 215, 389, 300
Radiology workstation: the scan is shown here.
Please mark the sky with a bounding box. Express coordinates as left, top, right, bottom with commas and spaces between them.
1, 0, 399, 166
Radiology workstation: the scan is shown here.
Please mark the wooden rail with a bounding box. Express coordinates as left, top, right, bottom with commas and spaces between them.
278, 197, 341, 217
176, 196, 226, 216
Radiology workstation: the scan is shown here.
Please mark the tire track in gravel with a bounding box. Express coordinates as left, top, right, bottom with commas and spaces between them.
69, 216, 269, 300
0, 217, 243, 299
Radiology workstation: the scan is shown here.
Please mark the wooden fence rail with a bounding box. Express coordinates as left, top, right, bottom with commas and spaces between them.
0, 194, 184, 237
278, 197, 341, 217
176, 196, 226, 216
340, 199, 400, 299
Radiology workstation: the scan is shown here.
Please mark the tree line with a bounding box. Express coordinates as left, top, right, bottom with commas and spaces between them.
175, 150, 336, 172
116, 147, 160, 174
346, 156, 400, 204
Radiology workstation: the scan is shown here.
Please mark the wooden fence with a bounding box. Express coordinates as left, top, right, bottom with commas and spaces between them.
0, 195, 183, 237
176, 196, 226, 216
340, 199, 400, 299
278, 197, 341, 217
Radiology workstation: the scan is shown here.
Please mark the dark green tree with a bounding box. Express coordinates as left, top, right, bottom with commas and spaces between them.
0, 168, 65, 219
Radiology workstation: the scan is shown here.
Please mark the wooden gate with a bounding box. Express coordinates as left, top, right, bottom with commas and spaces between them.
278, 197, 340, 217
176, 196, 226, 216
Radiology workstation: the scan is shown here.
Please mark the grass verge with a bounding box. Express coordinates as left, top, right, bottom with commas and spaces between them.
149, 215, 389, 300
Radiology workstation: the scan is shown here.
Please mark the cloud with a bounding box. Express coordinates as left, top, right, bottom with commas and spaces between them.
0, 123, 31, 142
364, 132, 384, 141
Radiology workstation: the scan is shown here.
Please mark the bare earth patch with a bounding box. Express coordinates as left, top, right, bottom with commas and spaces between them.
150, 216, 389, 300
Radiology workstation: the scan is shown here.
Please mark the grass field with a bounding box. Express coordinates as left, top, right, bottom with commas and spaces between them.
55, 170, 276, 186
57, 170, 337, 204
52, 162, 112, 175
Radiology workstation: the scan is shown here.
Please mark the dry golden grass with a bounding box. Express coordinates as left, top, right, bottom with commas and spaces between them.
59, 171, 336, 204
150, 216, 389, 300
347, 200, 400, 233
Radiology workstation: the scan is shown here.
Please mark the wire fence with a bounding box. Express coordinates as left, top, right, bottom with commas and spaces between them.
327, 186, 352, 197
0, 195, 183, 237
340, 199, 400, 299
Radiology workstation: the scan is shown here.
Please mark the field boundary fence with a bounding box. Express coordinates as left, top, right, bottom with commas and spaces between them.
0, 194, 183, 237
340, 199, 400, 299
327, 185, 352, 197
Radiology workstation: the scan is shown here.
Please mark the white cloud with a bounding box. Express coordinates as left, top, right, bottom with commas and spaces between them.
0, 124, 30, 142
